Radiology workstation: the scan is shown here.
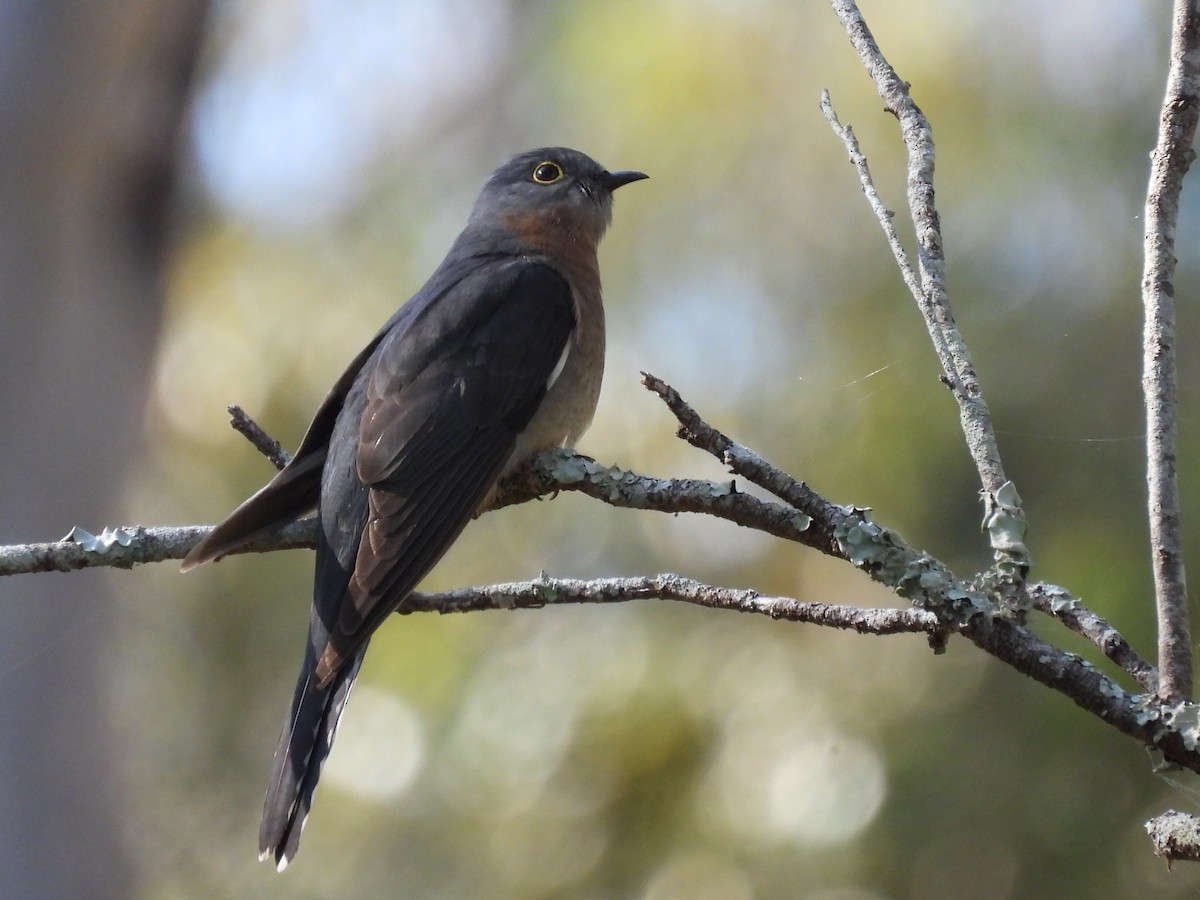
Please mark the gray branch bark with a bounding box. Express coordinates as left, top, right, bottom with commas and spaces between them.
826, 0, 1030, 588
1142, 0, 1200, 704
406, 574, 939, 635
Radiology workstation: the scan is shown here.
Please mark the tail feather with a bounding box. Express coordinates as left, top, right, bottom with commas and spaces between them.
258, 642, 367, 870
181, 452, 324, 572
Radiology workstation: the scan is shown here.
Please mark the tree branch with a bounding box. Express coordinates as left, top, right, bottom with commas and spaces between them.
826, 0, 1030, 586
956, 614, 1199, 771
228, 404, 291, 470
417, 568, 1200, 777
1147, 810, 1200, 863
405, 573, 940, 635
1027, 583, 1159, 694
1142, 0, 1200, 703
638, 372, 841, 555
2, 373, 1198, 777
0, 522, 315, 575
818, 90, 923, 307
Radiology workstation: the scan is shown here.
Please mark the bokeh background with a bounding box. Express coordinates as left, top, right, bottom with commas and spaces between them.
2, 0, 1199, 897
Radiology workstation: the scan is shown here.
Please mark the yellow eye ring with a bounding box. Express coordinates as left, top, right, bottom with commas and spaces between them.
532, 161, 564, 184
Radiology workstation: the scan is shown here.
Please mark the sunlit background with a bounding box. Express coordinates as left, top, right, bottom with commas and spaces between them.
4, 0, 1200, 897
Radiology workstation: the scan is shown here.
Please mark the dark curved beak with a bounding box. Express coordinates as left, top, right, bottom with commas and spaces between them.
600, 169, 649, 192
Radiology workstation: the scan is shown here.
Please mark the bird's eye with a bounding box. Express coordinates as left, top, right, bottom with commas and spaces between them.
532, 161, 564, 184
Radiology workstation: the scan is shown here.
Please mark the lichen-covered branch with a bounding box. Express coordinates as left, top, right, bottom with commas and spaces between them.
2, 374, 1199, 777
488, 449, 819, 549
419, 573, 1199, 776
406, 573, 940, 636
1147, 810, 1200, 863
417, 569, 1197, 771
635, 375, 992, 627
1141, 0, 1200, 703
1027, 583, 1159, 694
826, 0, 1029, 584
956, 614, 1199, 772
818, 0, 1200, 791
0, 522, 315, 575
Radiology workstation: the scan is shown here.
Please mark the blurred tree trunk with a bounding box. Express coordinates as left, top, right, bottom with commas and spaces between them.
0, 2, 208, 896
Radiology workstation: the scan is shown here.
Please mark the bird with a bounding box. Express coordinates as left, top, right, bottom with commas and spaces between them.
181, 147, 646, 870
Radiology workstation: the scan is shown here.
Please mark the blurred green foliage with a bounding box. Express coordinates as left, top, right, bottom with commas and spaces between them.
119, 0, 1200, 896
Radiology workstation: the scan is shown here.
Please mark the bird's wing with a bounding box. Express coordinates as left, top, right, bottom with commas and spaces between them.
180, 327, 393, 572
312, 259, 576, 684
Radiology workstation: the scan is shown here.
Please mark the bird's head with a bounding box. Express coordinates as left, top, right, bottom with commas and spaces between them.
469, 147, 647, 248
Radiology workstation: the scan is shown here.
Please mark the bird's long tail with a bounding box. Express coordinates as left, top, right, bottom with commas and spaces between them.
258, 641, 367, 871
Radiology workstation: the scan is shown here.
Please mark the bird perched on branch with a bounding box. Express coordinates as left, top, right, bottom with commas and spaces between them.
181, 147, 646, 869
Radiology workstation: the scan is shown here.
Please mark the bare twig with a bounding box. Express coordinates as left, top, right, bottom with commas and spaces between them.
826, 0, 1029, 583
818, 91, 922, 302
1027, 583, 1159, 693
1142, 0, 1200, 702
406, 574, 940, 635
639, 372, 843, 555
228, 405, 292, 470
